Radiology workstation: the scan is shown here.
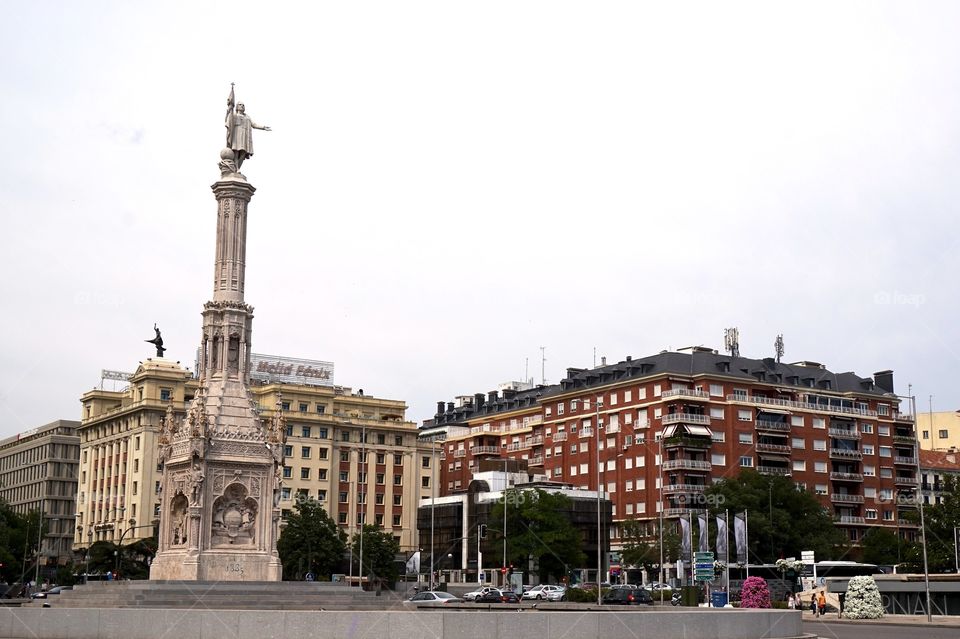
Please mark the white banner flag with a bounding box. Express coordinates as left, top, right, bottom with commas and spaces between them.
680, 515, 692, 559
716, 515, 728, 558
698, 513, 709, 553
734, 513, 747, 565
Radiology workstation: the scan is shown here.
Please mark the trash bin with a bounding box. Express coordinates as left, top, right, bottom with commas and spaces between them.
711, 591, 728, 607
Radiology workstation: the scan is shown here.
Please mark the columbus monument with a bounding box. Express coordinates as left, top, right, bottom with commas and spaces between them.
150, 87, 283, 581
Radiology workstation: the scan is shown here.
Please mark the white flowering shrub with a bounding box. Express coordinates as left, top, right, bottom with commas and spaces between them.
843, 575, 883, 619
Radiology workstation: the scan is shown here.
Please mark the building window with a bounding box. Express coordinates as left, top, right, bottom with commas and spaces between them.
922, 430, 929, 439
813, 440, 826, 451
284, 445, 293, 456
792, 460, 806, 472
316, 405, 326, 415
339, 471, 348, 482
862, 444, 874, 455
301, 426, 311, 437
283, 466, 292, 478
318, 448, 328, 460
376, 433, 385, 445
939, 429, 949, 439
340, 451, 349, 462
883, 510, 894, 521
812, 417, 825, 429
318, 469, 327, 480
286, 425, 294, 437
301, 446, 311, 458
393, 495, 402, 506
739, 456, 753, 468
421, 476, 430, 488
282, 402, 290, 411
394, 474, 402, 485
710, 407, 724, 419
338, 512, 347, 524
135, 437, 140, 451
814, 484, 828, 495
791, 438, 805, 449
737, 410, 752, 422
861, 423, 874, 434
394, 454, 403, 465
339, 492, 348, 503
791, 416, 804, 427
395, 435, 403, 446
376, 453, 385, 464
299, 403, 308, 413
557, 403, 565, 416
376, 473, 385, 484
711, 453, 725, 466
132, 481, 138, 495
422, 456, 430, 468
878, 404, 889, 416
863, 465, 876, 477
160, 388, 172, 401
710, 384, 723, 397
358, 493, 366, 504
865, 509, 877, 520
375, 493, 384, 505
814, 461, 827, 473
879, 446, 892, 458
392, 515, 401, 527
738, 433, 753, 444
301, 468, 311, 480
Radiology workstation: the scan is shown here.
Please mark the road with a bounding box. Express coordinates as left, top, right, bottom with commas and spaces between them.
803, 620, 960, 639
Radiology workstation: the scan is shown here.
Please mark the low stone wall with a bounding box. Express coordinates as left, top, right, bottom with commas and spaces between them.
0, 608, 803, 639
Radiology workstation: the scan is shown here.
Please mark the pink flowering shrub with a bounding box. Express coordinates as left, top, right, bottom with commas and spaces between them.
739, 576, 771, 609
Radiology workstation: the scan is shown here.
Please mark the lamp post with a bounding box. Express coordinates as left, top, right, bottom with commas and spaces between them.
358, 422, 366, 588
85, 527, 93, 584
502, 457, 508, 587
114, 518, 141, 575
430, 438, 436, 590
595, 396, 603, 606
34, 498, 44, 587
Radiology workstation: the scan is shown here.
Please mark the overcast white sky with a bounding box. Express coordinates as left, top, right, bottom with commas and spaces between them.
2, 1, 958, 438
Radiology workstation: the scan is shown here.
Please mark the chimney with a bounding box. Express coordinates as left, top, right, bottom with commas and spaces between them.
488, 390, 499, 403
873, 370, 895, 394
626, 356, 632, 362
502, 389, 516, 400
474, 393, 485, 408
436, 401, 445, 416
601, 356, 607, 366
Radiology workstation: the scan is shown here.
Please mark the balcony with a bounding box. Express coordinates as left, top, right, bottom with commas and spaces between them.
663, 483, 708, 495
470, 446, 499, 456
605, 423, 621, 434
664, 507, 706, 517
579, 427, 594, 439
893, 434, 916, 445
828, 427, 860, 440
830, 494, 865, 504
757, 466, 791, 476
830, 472, 864, 482
894, 456, 917, 466
756, 442, 791, 455
662, 413, 710, 426
893, 412, 914, 422
837, 515, 866, 525
755, 420, 791, 433
663, 436, 712, 450
506, 441, 526, 452
895, 475, 918, 486
525, 435, 544, 447
454, 449, 466, 458
661, 388, 711, 401
726, 394, 877, 417
529, 455, 544, 466
633, 419, 651, 430
830, 448, 862, 460
552, 432, 568, 442
662, 459, 712, 472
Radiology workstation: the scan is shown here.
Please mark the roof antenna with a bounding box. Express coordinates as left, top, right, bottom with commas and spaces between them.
724, 327, 740, 358
540, 346, 547, 385
774, 334, 785, 363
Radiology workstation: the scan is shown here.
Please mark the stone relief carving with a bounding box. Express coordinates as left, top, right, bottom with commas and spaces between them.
189, 461, 205, 506
170, 494, 189, 546
211, 482, 258, 546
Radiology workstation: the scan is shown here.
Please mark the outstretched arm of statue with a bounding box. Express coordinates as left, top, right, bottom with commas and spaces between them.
251, 120, 272, 131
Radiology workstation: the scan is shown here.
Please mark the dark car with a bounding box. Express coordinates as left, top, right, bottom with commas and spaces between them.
602, 587, 654, 605
30, 586, 72, 599
477, 588, 521, 604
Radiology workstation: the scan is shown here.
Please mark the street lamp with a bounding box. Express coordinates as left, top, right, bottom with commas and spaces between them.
595, 396, 603, 606
114, 518, 139, 575
85, 527, 93, 584
358, 422, 366, 589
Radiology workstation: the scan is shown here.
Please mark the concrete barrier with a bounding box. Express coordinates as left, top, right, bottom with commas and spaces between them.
0, 608, 804, 639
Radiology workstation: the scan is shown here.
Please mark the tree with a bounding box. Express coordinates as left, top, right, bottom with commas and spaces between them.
902, 475, 960, 573
489, 489, 586, 583
0, 500, 33, 583
705, 470, 844, 563
350, 524, 400, 585
620, 519, 681, 571
277, 500, 346, 581
859, 526, 910, 566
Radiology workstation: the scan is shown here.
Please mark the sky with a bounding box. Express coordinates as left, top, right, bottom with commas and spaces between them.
1, 1, 959, 438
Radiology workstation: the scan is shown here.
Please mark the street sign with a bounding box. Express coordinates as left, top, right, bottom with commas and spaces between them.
801, 551, 815, 562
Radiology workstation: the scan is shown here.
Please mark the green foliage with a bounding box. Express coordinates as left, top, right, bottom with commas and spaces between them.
489, 489, 587, 583
704, 470, 844, 563
620, 520, 681, 569
277, 500, 347, 581
565, 587, 606, 602
902, 475, 960, 572
350, 524, 400, 584
0, 501, 33, 582
859, 526, 911, 566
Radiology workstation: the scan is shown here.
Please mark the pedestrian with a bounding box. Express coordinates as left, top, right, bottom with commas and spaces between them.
787, 594, 795, 610
817, 590, 826, 617
838, 592, 845, 619
810, 593, 817, 616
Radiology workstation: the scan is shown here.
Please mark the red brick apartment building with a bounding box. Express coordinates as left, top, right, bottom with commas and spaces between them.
428, 347, 919, 553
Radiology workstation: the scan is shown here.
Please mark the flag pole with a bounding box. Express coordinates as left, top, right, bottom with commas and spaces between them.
744, 510, 750, 579
725, 509, 730, 596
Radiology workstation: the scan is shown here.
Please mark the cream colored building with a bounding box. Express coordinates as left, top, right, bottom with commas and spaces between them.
75, 357, 431, 553
0, 420, 80, 564
917, 410, 960, 452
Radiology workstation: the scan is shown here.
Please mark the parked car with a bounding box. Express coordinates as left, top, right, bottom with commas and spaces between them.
602, 587, 654, 605
462, 585, 498, 601
647, 582, 671, 591
521, 584, 563, 600
30, 586, 72, 600
573, 582, 598, 590
544, 586, 567, 602
404, 591, 463, 607
476, 588, 521, 604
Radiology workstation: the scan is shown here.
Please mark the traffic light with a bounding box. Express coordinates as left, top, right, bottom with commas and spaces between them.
500, 566, 507, 575
478, 524, 487, 539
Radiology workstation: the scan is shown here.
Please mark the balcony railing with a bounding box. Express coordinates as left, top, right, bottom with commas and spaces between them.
605, 423, 621, 434
894, 456, 917, 466
579, 427, 594, 439
755, 420, 791, 432
829, 448, 862, 460
830, 472, 864, 482
633, 419, 651, 430
506, 441, 525, 452
663, 483, 708, 494
837, 515, 866, 525
470, 445, 499, 455
662, 459, 712, 472
757, 466, 791, 476
893, 412, 914, 422
727, 394, 877, 417
893, 434, 916, 445
661, 413, 710, 426
661, 388, 711, 400
830, 494, 865, 504
552, 432, 568, 442
664, 507, 706, 517
756, 442, 791, 454
529, 455, 544, 466
525, 435, 544, 447
895, 475, 918, 486
829, 427, 860, 440
454, 449, 466, 458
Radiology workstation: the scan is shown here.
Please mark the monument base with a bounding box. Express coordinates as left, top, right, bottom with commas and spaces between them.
150, 549, 282, 581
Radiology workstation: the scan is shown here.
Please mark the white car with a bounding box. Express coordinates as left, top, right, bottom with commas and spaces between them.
521, 584, 564, 600
544, 586, 567, 602
404, 591, 463, 607
462, 586, 498, 601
